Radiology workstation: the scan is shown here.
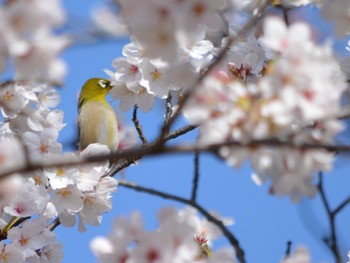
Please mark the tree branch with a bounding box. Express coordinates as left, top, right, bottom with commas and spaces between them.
132, 105, 148, 145
333, 196, 350, 215
284, 240, 292, 258
108, 124, 197, 175
3, 136, 350, 180
118, 180, 246, 263
317, 172, 342, 263
191, 151, 200, 202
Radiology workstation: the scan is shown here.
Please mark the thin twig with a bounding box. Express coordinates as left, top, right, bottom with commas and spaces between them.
284, 240, 292, 258
164, 124, 197, 140
110, 124, 197, 175
318, 172, 342, 263
333, 196, 350, 215
132, 105, 148, 145
191, 151, 200, 202
275, 4, 290, 26
318, 173, 331, 215
118, 180, 246, 263
282, 8, 289, 26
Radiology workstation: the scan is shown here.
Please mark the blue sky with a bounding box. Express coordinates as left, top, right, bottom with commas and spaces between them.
56, 1, 350, 262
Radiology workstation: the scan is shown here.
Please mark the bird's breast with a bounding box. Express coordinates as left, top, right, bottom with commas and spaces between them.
78, 100, 118, 151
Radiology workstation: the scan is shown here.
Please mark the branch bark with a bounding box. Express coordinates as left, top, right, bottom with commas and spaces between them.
318, 173, 342, 263
132, 105, 148, 145
191, 151, 200, 202
3, 136, 350, 180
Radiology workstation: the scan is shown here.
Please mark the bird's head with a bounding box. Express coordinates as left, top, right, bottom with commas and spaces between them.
78, 78, 112, 108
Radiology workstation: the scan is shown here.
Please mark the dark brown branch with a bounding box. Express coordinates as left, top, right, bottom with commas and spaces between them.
110, 124, 197, 175
274, 4, 291, 26
284, 240, 292, 258
132, 105, 148, 145
118, 180, 246, 263
317, 173, 342, 263
318, 173, 331, 215
2, 136, 350, 180
0, 124, 197, 180
333, 196, 350, 215
191, 151, 200, 202
282, 7, 289, 26
165, 124, 197, 140
47, 218, 61, 231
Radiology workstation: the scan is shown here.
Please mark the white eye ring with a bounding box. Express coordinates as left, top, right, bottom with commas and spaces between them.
99, 80, 107, 88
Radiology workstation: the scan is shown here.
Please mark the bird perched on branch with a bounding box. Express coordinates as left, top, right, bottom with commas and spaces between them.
77, 78, 119, 151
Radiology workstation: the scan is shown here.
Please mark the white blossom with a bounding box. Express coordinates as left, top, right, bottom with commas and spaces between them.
91, 207, 234, 263
51, 185, 84, 214
0, 82, 29, 118
321, 0, 350, 37
281, 247, 311, 263
92, 7, 127, 37
0, 136, 26, 175
4, 179, 49, 217
0, 242, 24, 263
7, 219, 48, 258
23, 130, 62, 162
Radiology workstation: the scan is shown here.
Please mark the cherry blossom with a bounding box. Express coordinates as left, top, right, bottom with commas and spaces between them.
92, 7, 127, 38
184, 17, 346, 201
43, 153, 79, 190
0, 82, 29, 118
0, 242, 24, 263
321, 0, 350, 37
0, 136, 26, 175
91, 207, 235, 263
51, 185, 84, 215
23, 130, 62, 162
281, 247, 311, 263
7, 219, 49, 257
4, 179, 50, 218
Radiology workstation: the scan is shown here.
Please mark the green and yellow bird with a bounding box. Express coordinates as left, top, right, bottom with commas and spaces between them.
78, 78, 119, 151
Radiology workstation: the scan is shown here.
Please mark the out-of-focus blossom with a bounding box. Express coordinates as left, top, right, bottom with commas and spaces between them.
0, 0, 68, 82
184, 18, 346, 201
321, 0, 350, 37
92, 7, 128, 37
281, 247, 311, 263
0, 242, 24, 263
91, 207, 235, 263
0, 136, 26, 175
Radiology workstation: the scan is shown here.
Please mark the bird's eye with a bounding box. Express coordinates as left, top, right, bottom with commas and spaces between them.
99, 80, 107, 88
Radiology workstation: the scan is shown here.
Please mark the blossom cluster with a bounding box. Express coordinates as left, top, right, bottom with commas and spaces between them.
0, 0, 69, 83
106, 0, 222, 112
91, 207, 235, 263
184, 17, 347, 202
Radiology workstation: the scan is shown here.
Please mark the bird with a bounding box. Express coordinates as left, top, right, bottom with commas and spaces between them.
77, 78, 119, 151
